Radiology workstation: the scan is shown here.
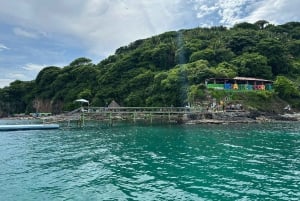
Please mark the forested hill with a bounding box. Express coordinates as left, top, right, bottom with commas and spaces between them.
1, 20, 300, 116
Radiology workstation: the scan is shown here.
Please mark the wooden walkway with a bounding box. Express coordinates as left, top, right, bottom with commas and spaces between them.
81, 106, 209, 125
43, 106, 249, 127
86, 107, 205, 114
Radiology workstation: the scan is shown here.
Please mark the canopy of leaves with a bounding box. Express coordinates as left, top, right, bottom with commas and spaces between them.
232, 53, 272, 79
274, 76, 300, 99
1, 21, 300, 115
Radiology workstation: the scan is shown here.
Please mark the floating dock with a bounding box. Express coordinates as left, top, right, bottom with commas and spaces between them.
0, 124, 60, 131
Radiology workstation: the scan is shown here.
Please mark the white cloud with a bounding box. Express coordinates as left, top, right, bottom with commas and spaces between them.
0, 0, 185, 57
7, 73, 26, 80
0, 62, 65, 88
0, 0, 299, 89
21, 62, 66, 72
217, 0, 251, 25
241, 0, 300, 24
22, 63, 46, 72
192, 0, 218, 18
0, 0, 299, 57
196, 5, 218, 18
63, 0, 184, 55
0, 72, 31, 88
0, 78, 14, 88
0, 43, 9, 51
13, 27, 39, 39
192, 0, 300, 26
192, 0, 261, 26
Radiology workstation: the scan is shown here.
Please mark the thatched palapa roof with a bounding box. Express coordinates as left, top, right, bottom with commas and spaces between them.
108, 100, 120, 108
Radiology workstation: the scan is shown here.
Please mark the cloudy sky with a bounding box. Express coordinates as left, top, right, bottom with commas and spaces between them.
0, 0, 300, 88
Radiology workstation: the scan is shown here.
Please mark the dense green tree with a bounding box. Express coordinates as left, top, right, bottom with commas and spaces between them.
2, 21, 300, 115
232, 53, 272, 79
274, 76, 300, 99
287, 40, 300, 57
175, 45, 192, 64
187, 85, 206, 105
233, 22, 259, 30
189, 48, 215, 63
150, 43, 176, 69
210, 62, 237, 78
78, 89, 92, 100
182, 60, 212, 83
255, 20, 269, 29
257, 38, 291, 75
0, 80, 35, 115
227, 30, 259, 54
290, 27, 300, 39
69, 57, 93, 67
36, 66, 61, 86
35, 66, 61, 98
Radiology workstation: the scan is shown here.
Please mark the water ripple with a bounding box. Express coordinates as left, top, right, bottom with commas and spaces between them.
0, 122, 299, 200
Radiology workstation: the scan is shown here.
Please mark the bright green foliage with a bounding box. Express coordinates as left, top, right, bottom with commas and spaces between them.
78, 89, 92, 100
256, 38, 291, 75
232, 53, 272, 79
287, 40, 300, 57
274, 76, 300, 99
187, 85, 206, 105
181, 60, 212, 83
233, 22, 259, 30
0, 80, 35, 116
1, 21, 300, 115
227, 30, 259, 54
189, 49, 214, 63
210, 62, 237, 78
35, 66, 62, 99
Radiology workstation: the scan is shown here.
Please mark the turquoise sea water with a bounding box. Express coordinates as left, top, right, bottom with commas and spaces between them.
0, 121, 299, 200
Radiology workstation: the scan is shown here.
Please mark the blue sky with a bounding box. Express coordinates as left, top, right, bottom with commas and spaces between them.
1, 0, 300, 88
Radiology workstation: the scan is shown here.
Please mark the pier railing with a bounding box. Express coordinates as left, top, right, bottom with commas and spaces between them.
85, 107, 205, 114
43, 106, 247, 127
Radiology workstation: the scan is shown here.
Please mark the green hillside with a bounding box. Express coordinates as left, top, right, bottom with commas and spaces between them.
1, 21, 300, 117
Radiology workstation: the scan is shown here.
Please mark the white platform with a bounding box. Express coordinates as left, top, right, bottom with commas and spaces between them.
0, 124, 59, 131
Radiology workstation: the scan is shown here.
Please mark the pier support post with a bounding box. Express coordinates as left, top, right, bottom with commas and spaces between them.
109, 112, 113, 127
133, 111, 137, 123
82, 113, 85, 127
78, 113, 85, 128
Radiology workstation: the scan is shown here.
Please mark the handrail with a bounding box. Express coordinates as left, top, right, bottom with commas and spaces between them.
84, 107, 205, 114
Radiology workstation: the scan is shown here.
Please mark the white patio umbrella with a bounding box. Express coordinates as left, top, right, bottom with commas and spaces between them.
75, 99, 89, 113
75, 99, 89, 104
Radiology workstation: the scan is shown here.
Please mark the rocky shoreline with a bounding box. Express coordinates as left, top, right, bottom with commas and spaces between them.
183, 110, 299, 124
1, 110, 299, 125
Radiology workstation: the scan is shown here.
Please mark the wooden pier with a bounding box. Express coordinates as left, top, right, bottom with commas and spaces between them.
43, 107, 207, 126
83, 106, 206, 124
43, 106, 252, 127
87, 106, 202, 114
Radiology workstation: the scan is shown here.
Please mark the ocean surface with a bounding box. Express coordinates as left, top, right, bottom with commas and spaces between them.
0, 120, 299, 200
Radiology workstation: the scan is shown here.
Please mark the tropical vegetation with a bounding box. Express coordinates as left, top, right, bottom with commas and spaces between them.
1, 20, 300, 117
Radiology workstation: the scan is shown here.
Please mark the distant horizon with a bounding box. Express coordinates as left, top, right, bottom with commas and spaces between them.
1, 0, 300, 88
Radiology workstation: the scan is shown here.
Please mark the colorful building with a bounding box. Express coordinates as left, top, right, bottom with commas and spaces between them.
206, 77, 273, 91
